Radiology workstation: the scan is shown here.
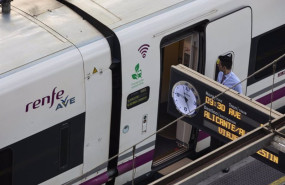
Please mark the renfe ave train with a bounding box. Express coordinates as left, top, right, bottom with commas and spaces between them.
0, 0, 285, 184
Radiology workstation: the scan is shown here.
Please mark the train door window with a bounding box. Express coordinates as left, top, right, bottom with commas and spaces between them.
153, 30, 202, 168
248, 25, 285, 85
181, 34, 200, 70
0, 148, 12, 185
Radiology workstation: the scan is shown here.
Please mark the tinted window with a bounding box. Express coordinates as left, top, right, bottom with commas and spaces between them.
249, 25, 285, 84
0, 148, 12, 185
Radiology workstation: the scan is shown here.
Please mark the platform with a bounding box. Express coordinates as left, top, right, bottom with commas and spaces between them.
197, 156, 284, 185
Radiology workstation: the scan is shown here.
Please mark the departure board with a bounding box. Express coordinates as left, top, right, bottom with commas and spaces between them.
168, 65, 285, 172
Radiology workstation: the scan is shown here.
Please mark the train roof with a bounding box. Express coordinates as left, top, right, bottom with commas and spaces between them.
64, 0, 190, 29
1, 0, 189, 75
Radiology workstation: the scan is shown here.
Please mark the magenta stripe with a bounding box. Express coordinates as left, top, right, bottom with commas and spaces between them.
81, 150, 154, 185
117, 149, 154, 175
197, 131, 210, 141
81, 172, 109, 185
256, 86, 285, 105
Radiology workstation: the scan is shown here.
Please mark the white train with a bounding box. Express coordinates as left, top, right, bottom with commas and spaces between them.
0, 0, 285, 184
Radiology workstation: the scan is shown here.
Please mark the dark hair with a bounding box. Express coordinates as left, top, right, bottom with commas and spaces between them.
218, 55, 232, 70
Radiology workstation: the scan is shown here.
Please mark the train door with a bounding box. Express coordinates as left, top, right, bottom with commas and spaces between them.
205, 7, 252, 93
153, 7, 252, 169
153, 29, 204, 169
204, 7, 252, 149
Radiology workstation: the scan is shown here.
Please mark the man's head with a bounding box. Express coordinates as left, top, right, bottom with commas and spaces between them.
217, 55, 232, 73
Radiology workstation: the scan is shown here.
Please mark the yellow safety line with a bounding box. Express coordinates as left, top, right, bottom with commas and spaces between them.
270, 176, 285, 185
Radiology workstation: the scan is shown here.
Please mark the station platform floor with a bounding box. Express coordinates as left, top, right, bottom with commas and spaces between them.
132, 155, 285, 185
196, 156, 285, 185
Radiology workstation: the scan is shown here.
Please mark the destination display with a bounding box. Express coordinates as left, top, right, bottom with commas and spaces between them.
127, 86, 150, 109
167, 65, 285, 172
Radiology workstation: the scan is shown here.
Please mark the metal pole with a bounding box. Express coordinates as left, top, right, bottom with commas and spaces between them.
268, 63, 276, 129
1, 0, 11, 14
132, 145, 136, 185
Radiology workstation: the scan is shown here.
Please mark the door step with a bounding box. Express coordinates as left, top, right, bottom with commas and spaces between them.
158, 157, 193, 175
152, 147, 188, 167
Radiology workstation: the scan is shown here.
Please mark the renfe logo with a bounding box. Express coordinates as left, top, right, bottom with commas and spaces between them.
25, 87, 75, 112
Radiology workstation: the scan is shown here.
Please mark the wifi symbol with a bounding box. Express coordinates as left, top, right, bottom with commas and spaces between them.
138, 44, 150, 58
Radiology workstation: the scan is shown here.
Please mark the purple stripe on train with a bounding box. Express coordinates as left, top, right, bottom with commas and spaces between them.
81, 86, 285, 185
197, 131, 209, 141
81, 150, 154, 185
256, 86, 285, 105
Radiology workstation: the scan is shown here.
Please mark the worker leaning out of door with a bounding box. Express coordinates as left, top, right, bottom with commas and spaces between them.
214, 54, 242, 173
216, 55, 242, 94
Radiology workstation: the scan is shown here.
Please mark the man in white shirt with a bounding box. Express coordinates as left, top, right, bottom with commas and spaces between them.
213, 54, 242, 173
216, 55, 242, 94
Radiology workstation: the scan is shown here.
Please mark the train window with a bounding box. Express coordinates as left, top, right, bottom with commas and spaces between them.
248, 25, 285, 84
180, 34, 200, 71
0, 148, 12, 185
60, 124, 70, 169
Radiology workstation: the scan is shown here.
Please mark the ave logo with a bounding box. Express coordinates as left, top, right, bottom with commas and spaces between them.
56, 95, 75, 111
25, 87, 76, 112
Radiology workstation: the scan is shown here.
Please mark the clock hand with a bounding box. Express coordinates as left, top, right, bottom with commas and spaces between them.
175, 92, 186, 99
183, 86, 190, 114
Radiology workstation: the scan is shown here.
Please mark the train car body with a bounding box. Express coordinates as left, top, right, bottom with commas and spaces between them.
0, 0, 284, 184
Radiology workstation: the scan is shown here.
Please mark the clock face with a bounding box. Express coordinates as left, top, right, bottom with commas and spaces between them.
172, 81, 200, 116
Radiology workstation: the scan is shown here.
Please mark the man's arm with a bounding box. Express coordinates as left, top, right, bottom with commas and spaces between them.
217, 71, 223, 83
235, 83, 242, 94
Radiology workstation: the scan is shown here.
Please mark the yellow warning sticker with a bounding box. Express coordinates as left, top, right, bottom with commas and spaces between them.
93, 67, 98, 74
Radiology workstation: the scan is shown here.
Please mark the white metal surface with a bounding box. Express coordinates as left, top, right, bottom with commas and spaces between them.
12, 0, 63, 16
0, 48, 85, 149
79, 39, 113, 177
1, 0, 105, 75
66, 0, 187, 29
205, 7, 252, 93
247, 72, 285, 110
12, 0, 103, 46
176, 120, 192, 147
0, 9, 71, 75
196, 137, 211, 153
5, 0, 285, 77
1, 0, 285, 184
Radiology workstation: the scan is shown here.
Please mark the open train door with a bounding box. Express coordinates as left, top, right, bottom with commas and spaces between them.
204, 7, 252, 93
204, 7, 252, 149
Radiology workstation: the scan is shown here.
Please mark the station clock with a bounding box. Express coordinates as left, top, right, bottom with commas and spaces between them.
171, 81, 200, 117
